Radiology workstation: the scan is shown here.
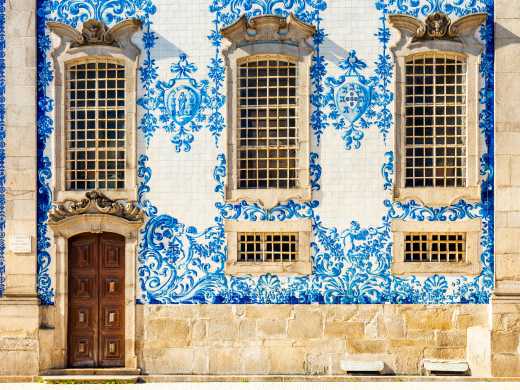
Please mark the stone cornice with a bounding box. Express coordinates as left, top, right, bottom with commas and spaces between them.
48, 190, 144, 224
220, 13, 315, 47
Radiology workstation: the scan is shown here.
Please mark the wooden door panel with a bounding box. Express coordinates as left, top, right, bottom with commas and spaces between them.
70, 276, 96, 299
100, 277, 122, 299
98, 234, 125, 367
99, 335, 124, 367
68, 235, 98, 368
70, 239, 96, 269
71, 305, 94, 330
70, 335, 96, 367
68, 233, 125, 368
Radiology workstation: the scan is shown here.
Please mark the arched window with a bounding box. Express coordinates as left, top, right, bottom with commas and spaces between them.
404, 52, 467, 189
65, 59, 126, 190
48, 19, 141, 202
389, 12, 486, 276
221, 14, 315, 275
236, 55, 298, 190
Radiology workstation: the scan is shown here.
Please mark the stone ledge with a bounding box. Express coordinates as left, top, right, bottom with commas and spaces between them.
423, 360, 469, 375
340, 360, 385, 374
0, 295, 39, 305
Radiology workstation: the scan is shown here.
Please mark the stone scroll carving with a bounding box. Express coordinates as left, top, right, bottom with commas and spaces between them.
48, 18, 141, 54
389, 11, 487, 46
49, 190, 144, 223
220, 13, 316, 48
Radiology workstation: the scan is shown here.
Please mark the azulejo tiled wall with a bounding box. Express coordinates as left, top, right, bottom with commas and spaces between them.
33, 0, 494, 305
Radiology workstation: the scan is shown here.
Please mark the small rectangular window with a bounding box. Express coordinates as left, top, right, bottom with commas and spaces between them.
237, 56, 298, 190
65, 59, 126, 191
238, 232, 298, 263
404, 53, 466, 188
225, 220, 311, 275
404, 232, 466, 263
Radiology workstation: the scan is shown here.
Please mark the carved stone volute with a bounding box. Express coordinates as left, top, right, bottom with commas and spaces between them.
77, 19, 115, 47
48, 18, 142, 56
220, 13, 315, 49
49, 190, 144, 224
389, 11, 487, 49
417, 12, 452, 41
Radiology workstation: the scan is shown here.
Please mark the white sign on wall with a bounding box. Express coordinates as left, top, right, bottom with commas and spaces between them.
9, 235, 32, 254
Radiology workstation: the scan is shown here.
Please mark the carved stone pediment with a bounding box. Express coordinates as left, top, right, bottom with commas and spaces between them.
78, 19, 115, 47
48, 18, 141, 53
220, 13, 315, 47
49, 190, 144, 224
389, 11, 487, 43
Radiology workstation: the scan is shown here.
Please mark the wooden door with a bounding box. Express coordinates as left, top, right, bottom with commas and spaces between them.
68, 233, 125, 368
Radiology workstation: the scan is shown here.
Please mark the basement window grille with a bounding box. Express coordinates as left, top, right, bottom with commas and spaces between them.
404, 232, 466, 263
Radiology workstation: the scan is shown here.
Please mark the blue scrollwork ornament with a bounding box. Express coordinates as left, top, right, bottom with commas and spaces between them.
326, 50, 374, 150
156, 53, 210, 152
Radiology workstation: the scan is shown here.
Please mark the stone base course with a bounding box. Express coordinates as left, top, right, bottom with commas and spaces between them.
140, 304, 488, 376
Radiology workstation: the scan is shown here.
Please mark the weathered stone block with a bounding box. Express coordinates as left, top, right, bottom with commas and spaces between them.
143, 348, 194, 374
208, 348, 242, 374
268, 346, 306, 373
404, 308, 452, 331
257, 319, 287, 338
435, 330, 467, 348
238, 319, 257, 341
207, 318, 238, 340
245, 305, 292, 319
492, 331, 520, 354
192, 320, 207, 341
288, 311, 323, 339
305, 352, 328, 375
492, 353, 520, 377
392, 347, 423, 374
146, 319, 190, 348
424, 347, 466, 360
324, 321, 364, 338
241, 347, 270, 374
346, 339, 387, 354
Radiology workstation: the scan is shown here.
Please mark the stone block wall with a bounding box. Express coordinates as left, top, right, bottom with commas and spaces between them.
139, 304, 488, 375
0, 300, 39, 375
492, 0, 520, 377
0, 0, 40, 377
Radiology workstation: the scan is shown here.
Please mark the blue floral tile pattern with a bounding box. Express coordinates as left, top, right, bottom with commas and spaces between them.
325, 51, 375, 150
36, 0, 494, 305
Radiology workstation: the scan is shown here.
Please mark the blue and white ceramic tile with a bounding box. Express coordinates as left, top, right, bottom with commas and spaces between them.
33, 0, 494, 305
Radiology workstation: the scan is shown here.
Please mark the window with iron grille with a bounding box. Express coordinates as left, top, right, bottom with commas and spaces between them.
238, 232, 298, 263
237, 55, 298, 190
404, 232, 466, 263
65, 59, 126, 190
404, 53, 467, 188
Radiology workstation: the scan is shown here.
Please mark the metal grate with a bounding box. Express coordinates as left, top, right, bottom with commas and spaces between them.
65, 59, 126, 190
238, 232, 298, 262
404, 53, 466, 187
404, 232, 466, 263
237, 55, 298, 189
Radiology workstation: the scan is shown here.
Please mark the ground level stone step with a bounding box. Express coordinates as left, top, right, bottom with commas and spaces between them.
42, 368, 141, 376
38, 375, 139, 384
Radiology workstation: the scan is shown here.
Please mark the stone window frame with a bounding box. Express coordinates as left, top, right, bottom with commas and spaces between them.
389, 12, 487, 206
48, 19, 141, 203
225, 219, 312, 276
221, 14, 315, 209
392, 219, 482, 276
